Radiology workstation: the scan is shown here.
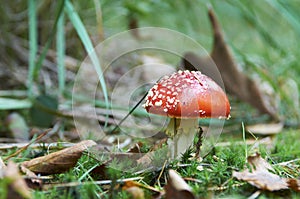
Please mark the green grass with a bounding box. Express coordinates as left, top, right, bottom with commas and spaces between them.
27, 0, 38, 98
0, 129, 284, 198
1, 129, 299, 198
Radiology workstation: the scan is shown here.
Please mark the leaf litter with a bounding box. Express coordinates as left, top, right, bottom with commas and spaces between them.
233, 153, 300, 192
22, 140, 96, 175
1, 161, 32, 199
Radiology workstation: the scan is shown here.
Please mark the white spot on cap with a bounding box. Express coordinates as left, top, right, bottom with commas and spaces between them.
148, 90, 154, 97
152, 84, 158, 90
154, 100, 162, 106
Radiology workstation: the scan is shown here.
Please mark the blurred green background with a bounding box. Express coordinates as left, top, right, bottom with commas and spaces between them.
0, 0, 299, 126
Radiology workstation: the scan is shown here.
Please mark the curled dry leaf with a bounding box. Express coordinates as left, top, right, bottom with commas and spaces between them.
1, 161, 32, 199
165, 169, 196, 199
233, 153, 300, 192
22, 140, 96, 175
181, 8, 278, 120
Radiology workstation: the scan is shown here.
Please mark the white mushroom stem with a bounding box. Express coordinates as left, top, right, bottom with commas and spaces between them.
166, 118, 198, 158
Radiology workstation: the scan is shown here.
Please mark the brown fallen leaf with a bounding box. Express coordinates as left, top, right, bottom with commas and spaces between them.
246, 122, 284, 135
123, 179, 161, 194
233, 153, 300, 192
20, 165, 43, 190
128, 16, 141, 40
165, 169, 196, 199
122, 181, 154, 199
22, 140, 96, 175
181, 8, 278, 120
287, 178, 300, 192
1, 161, 32, 199
124, 186, 145, 199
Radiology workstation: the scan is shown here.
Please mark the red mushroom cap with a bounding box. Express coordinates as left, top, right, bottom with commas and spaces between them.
143, 70, 230, 119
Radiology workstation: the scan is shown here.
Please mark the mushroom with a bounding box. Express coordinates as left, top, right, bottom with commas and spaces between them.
143, 70, 230, 158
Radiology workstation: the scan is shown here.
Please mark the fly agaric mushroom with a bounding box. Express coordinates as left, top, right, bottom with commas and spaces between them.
143, 70, 230, 158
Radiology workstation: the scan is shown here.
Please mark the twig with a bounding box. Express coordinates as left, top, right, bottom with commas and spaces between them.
215, 136, 273, 147
43, 177, 143, 190
276, 158, 300, 166
155, 160, 167, 187
248, 190, 261, 199
4, 129, 52, 161
0, 142, 75, 150
184, 177, 203, 184
207, 182, 246, 191
110, 91, 149, 134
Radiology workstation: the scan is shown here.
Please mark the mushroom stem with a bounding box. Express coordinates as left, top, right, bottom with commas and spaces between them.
166, 118, 198, 158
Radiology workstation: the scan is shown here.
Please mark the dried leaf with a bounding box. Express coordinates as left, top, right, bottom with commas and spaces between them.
246, 153, 274, 172
165, 169, 195, 199
1, 161, 32, 199
181, 8, 278, 120
20, 165, 43, 190
233, 169, 288, 191
128, 16, 142, 40
123, 180, 160, 194
233, 153, 300, 192
22, 140, 96, 175
124, 186, 145, 199
246, 122, 283, 135
123, 181, 145, 199
287, 178, 300, 192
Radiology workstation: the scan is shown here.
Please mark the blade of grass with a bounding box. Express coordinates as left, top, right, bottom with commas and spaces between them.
93, 0, 104, 41
225, 0, 286, 55
266, 0, 300, 37
65, 0, 109, 127
27, 0, 38, 98
0, 90, 28, 97
33, 0, 65, 80
242, 122, 247, 162
56, 12, 65, 95
0, 98, 32, 109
